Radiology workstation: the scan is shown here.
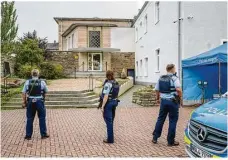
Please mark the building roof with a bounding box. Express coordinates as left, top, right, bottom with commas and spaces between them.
68, 47, 120, 53
46, 42, 59, 50
62, 23, 118, 37
132, 1, 149, 26
54, 17, 133, 24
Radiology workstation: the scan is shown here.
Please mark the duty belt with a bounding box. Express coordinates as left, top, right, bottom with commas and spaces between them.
161, 97, 174, 101
108, 97, 118, 100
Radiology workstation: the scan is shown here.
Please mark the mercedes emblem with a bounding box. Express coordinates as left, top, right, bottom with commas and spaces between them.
197, 127, 207, 142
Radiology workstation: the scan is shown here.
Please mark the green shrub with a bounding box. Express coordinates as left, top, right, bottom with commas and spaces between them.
17, 64, 40, 79
1, 86, 23, 106
40, 62, 64, 79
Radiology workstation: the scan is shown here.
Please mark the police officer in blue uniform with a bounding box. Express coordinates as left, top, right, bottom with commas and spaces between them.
99, 70, 119, 144
22, 69, 49, 140
152, 64, 182, 146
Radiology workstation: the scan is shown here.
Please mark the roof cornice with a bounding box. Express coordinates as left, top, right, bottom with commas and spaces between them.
132, 1, 149, 27
54, 17, 133, 24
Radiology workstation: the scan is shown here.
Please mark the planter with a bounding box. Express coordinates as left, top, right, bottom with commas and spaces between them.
132, 87, 157, 107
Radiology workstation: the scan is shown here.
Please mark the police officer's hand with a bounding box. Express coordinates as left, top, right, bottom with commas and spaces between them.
156, 99, 160, 105
101, 107, 104, 113
22, 102, 26, 108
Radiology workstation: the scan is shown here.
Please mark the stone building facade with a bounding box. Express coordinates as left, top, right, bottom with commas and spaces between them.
47, 17, 135, 77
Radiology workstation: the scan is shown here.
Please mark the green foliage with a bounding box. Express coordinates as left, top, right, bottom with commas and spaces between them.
17, 64, 40, 79
15, 39, 44, 66
19, 30, 48, 50
1, 1, 19, 55
1, 86, 23, 106
40, 62, 64, 79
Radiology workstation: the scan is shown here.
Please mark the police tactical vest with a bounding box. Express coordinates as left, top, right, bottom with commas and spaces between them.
159, 75, 176, 93
100, 80, 120, 100
109, 80, 120, 99
28, 79, 42, 96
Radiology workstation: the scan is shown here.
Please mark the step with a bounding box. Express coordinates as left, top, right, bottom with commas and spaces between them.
2, 103, 99, 109
6, 99, 99, 105
47, 90, 89, 94
68, 72, 106, 78
11, 95, 98, 101
13, 92, 96, 98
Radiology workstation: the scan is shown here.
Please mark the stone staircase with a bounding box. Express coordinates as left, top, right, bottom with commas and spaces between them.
2, 90, 100, 109
68, 71, 106, 78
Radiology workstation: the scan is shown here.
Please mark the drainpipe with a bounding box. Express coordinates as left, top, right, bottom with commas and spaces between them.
177, 1, 182, 81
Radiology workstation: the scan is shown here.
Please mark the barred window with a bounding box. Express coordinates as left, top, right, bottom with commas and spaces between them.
89, 31, 101, 48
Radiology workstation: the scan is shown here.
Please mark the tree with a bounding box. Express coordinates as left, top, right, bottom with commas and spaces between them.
19, 30, 48, 50
1, 1, 19, 55
16, 39, 43, 66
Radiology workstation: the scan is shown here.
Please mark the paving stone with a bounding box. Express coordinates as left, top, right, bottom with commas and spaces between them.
1, 107, 194, 157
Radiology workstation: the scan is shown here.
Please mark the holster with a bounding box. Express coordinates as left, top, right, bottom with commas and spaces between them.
172, 95, 180, 104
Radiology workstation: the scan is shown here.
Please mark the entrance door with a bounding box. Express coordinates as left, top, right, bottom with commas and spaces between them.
127, 69, 135, 84
88, 53, 102, 71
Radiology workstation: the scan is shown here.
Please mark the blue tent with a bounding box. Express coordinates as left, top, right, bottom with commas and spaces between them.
182, 43, 227, 104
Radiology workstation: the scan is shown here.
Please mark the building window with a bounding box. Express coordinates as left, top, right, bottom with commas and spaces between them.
221, 39, 228, 44
155, 1, 160, 24
140, 21, 143, 39
66, 38, 68, 50
140, 59, 143, 76
72, 34, 74, 48
89, 31, 100, 48
135, 28, 138, 42
136, 61, 138, 77
144, 15, 148, 34
68, 37, 71, 49
144, 57, 148, 76
156, 49, 160, 72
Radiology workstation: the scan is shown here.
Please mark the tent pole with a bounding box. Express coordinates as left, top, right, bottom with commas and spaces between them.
218, 61, 221, 96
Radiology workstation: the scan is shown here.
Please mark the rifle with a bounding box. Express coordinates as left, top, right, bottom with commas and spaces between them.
97, 98, 103, 109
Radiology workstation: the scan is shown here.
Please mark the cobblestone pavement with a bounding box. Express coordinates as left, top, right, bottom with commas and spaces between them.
119, 85, 144, 107
47, 78, 100, 91
1, 107, 195, 157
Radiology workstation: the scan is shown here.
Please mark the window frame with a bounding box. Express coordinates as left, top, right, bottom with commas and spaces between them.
154, 1, 160, 25
144, 14, 148, 34
221, 39, 228, 44
72, 33, 74, 48
136, 61, 138, 77
155, 49, 160, 73
144, 57, 148, 77
139, 21, 143, 39
140, 59, 143, 77
68, 36, 71, 50
135, 27, 138, 42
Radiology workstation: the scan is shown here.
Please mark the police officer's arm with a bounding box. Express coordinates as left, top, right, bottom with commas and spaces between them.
154, 81, 160, 101
101, 83, 112, 109
22, 80, 29, 106
42, 81, 48, 100
173, 77, 182, 98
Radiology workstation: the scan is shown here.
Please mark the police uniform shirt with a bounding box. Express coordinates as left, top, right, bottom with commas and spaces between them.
102, 81, 113, 95
22, 77, 48, 98
155, 73, 181, 99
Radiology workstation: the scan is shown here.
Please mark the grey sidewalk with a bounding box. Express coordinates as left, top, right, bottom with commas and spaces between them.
118, 85, 144, 107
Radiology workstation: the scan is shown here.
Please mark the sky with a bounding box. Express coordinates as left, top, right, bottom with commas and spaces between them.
15, 1, 144, 42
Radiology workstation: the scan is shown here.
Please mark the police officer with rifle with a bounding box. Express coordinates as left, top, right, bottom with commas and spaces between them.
152, 64, 182, 146
98, 70, 120, 144
22, 69, 49, 140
